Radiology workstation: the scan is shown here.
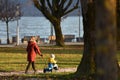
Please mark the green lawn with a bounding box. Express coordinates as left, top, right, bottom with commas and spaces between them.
0, 46, 120, 80
0, 46, 82, 72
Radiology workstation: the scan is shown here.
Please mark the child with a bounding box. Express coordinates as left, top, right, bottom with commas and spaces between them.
43, 54, 58, 73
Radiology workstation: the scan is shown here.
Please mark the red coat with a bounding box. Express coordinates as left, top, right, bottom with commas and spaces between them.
26, 41, 41, 62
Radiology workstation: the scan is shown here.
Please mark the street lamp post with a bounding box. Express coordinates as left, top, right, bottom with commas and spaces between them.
50, 23, 54, 44
16, 18, 19, 45
16, 5, 20, 45
78, 6, 81, 42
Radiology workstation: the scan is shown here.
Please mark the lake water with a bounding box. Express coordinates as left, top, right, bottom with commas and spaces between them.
0, 16, 83, 43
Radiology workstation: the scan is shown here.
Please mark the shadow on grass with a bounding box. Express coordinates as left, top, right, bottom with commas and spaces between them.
0, 47, 83, 54
0, 73, 76, 80
0, 70, 8, 72
0, 72, 120, 80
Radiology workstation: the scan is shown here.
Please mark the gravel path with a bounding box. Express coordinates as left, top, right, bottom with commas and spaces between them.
0, 68, 77, 76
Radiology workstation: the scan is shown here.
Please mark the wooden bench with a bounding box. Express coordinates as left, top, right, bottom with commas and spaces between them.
21, 36, 40, 44
48, 35, 75, 43
64, 35, 75, 42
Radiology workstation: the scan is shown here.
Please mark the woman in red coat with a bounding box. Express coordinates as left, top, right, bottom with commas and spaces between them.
25, 36, 43, 74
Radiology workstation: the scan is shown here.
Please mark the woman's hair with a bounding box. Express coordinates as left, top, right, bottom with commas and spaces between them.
31, 36, 35, 39
30, 36, 36, 42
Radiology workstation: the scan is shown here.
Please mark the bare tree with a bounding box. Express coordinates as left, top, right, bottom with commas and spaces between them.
116, 0, 120, 49
75, 0, 119, 80
95, 0, 118, 80
33, 0, 79, 46
75, 0, 96, 79
116, 0, 120, 76
0, 0, 21, 44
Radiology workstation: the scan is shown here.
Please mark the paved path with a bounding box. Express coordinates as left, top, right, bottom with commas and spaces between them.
0, 68, 77, 76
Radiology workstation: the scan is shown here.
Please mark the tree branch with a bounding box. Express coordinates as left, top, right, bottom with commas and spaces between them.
33, 0, 42, 10
33, 0, 57, 22
59, 0, 66, 8
63, 0, 79, 16
64, 6, 78, 16
46, 0, 53, 12
63, 0, 73, 12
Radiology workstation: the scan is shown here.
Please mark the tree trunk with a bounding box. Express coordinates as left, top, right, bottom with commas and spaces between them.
75, 1, 95, 79
117, 0, 120, 49
95, 0, 118, 80
6, 21, 9, 44
116, 0, 120, 76
52, 20, 64, 46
